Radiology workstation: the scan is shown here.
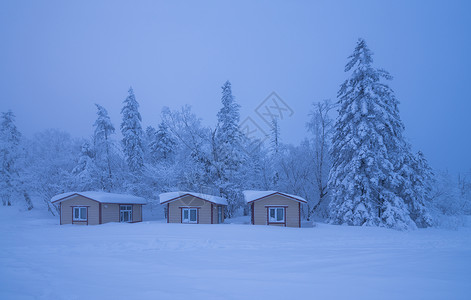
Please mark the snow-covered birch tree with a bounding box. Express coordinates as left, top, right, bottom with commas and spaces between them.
306, 100, 335, 219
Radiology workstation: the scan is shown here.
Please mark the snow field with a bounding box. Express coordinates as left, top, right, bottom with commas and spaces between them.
0, 208, 470, 300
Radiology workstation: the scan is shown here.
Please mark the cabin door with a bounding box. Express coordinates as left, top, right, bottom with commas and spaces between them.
182, 208, 198, 223
218, 206, 223, 224
120, 205, 133, 222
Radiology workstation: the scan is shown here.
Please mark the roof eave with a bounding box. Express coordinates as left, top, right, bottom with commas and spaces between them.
52, 192, 146, 205
160, 193, 227, 206
51, 193, 82, 204
245, 192, 307, 204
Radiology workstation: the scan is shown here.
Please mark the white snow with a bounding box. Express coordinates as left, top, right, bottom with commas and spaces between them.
51, 191, 147, 204
243, 190, 307, 203
1, 207, 471, 300
159, 191, 227, 205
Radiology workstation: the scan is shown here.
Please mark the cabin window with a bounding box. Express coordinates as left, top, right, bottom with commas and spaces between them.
268, 207, 285, 223
182, 208, 198, 223
120, 205, 133, 222
73, 207, 87, 221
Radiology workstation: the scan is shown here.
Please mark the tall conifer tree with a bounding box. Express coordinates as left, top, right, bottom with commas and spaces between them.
0, 111, 21, 206
328, 39, 414, 229
215, 81, 245, 217
93, 104, 116, 191
121, 87, 144, 173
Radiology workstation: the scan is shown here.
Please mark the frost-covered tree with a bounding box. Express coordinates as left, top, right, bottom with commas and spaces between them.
269, 117, 281, 187
161, 105, 212, 191
121, 87, 144, 173
215, 81, 244, 171
270, 117, 280, 155
214, 81, 246, 217
431, 170, 471, 219
0, 111, 21, 206
150, 121, 176, 163
278, 141, 317, 217
144, 126, 157, 163
328, 38, 415, 230
93, 104, 116, 191
72, 141, 99, 191
414, 151, 435, 223
397, 150, 434, 227
240, 135, 267, 190
457, 171, 471, 214
24, 129, 81, 215
306, 100, 335, 219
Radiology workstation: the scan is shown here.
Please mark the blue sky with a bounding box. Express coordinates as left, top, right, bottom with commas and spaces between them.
0, 0, 470, 174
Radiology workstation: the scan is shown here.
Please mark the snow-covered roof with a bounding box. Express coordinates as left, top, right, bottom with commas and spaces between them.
159, 192, 227, 205
243, 190, 307, 203
51, 191, 147, 204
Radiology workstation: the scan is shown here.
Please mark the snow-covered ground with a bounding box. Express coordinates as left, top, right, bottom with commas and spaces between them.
1, 208, 470, 300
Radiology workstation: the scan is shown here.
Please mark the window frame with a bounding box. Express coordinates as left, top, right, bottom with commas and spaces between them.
120, 205, 133, 223
72, 206, 88, 221
267, 206, 286, 224
181, 207, 198, 224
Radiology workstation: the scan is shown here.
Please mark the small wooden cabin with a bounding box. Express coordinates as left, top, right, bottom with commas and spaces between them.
160, 192, 227, 224
244, 190, 307, 228
51, 191, 146, 225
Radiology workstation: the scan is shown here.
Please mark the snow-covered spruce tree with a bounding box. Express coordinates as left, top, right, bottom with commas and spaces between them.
93, 104, 116, 191
120, 87, 144, 174
214, 81, 246, 217
328, 38, 415, 230
0, 111, 21, 206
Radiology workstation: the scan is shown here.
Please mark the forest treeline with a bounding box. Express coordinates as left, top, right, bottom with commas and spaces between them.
1, 39, 470, 229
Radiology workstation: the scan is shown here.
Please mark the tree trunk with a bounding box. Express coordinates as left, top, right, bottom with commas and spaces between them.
43, 198, 56, 216
23, 191, 34, 210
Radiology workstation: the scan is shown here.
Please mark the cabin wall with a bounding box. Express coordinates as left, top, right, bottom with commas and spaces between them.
132, 204, 142, 222
211, 204, 225, 224
102, 203, 119, 223
252, 194, 301, 228
101, 203, 142, 223
167, 195, 214, 224
60, 195, 100, 225
60, 198, 143, 225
